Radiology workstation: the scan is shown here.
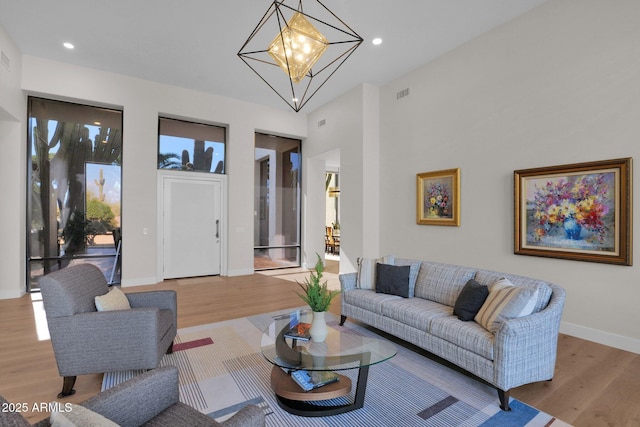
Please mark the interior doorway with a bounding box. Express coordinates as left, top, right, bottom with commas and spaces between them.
325, 170, 340, 259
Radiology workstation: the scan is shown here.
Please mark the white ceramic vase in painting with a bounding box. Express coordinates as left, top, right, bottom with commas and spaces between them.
310, 311, 328, 342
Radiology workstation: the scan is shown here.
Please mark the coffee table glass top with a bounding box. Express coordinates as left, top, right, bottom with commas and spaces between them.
261, 309, 396, 372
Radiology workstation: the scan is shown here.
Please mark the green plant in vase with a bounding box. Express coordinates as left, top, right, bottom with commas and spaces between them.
297, 254, 339, 311
296, 254, 339, 342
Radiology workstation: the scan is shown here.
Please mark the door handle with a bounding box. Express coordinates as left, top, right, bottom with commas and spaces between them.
216, 219, 220, 239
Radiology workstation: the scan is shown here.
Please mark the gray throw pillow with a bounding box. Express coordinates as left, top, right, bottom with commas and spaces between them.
375, 263, 410, 298
453, 279, 489, 321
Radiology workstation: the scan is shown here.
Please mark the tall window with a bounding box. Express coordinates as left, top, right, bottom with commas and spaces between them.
158, 117, 226, 173
27, 98, 123, 290
254, 133, 301, 269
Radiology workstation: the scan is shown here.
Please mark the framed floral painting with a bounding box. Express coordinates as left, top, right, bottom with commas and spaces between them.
514, 158, 632, 265
416, 168, 460, 226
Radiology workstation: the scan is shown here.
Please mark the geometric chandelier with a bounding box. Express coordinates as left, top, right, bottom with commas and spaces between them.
238, 0, 363, 112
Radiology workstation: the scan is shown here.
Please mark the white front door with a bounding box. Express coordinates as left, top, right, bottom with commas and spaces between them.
161, 174, 223, 279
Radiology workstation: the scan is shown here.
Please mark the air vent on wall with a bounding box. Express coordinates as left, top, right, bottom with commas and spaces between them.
0, 51, 10, 71
396, 88, 410, 100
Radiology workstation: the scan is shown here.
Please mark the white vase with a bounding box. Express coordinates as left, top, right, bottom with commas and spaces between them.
310, 311, 328, 342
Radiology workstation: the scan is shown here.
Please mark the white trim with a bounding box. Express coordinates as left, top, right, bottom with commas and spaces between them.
227, 268, 254, 277
120, 277, 158, 288
560, 321, 640, 354
0, 290, 25, 300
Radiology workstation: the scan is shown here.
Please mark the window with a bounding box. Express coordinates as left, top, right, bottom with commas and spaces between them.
158, 117, 226, 173
27, 97, 123, 290
254, 133, 301, 269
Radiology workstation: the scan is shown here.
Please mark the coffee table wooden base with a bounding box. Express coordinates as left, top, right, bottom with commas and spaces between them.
270, 365, 370, 417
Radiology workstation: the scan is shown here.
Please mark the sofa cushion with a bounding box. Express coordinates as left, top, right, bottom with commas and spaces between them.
95, 287, 131, 312
393, 258, 422, 297
356, 256, 394, 290
475, 278, 538, 333
381, 298, 451, 332
475, 270, 551, 313
430, 316, 495, 360
376, 263, 410, 297
414, 262, 478, 306
453, 279, 489, 321
343, 289, 402, 314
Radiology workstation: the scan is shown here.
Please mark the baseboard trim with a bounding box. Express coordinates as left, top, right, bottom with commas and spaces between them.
0, 289, 25, 300
120, 276, 157, 288
561, 321, 640, 354
226, 268, 254, 277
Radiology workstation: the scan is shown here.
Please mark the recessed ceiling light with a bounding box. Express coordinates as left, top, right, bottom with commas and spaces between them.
372, 38, 382, 46
63, 42, 74, 49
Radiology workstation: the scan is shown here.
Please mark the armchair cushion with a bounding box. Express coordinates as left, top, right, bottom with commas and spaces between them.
95, 287, 131, 312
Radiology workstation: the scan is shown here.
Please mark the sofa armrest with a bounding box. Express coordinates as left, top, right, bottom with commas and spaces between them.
82, 366, 179, 427
493, 284, 566, 390
339, 272, 357, 292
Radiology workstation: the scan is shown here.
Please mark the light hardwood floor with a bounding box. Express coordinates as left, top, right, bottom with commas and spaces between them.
0, 270, 638, 426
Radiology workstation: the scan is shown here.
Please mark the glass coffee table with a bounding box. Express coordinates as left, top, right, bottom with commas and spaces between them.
261, 310, 396, 417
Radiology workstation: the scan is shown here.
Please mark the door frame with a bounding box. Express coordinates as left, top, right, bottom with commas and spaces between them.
157, 170, 228, 280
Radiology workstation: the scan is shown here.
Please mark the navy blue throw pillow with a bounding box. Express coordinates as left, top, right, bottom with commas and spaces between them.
454, 279, 489, 321
375, 263, 410, 298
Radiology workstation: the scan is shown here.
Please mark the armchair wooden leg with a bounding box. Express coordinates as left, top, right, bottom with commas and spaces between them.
166, 342, 174, 354
340, 315, 347, 326
58, 376, 76, 398
497, 388, 511, 411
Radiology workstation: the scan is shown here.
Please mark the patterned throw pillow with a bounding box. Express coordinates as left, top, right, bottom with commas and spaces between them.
475, 277, 538, 333
94, 287, 131, 312
51, 403, 119, 427
356, 255, 394, 290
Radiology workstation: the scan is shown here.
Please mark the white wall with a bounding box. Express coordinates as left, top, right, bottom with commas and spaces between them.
305, 84, 381, 274
0, 25, 26, 299
377, 0, 640, 353
1, 53, 306, 295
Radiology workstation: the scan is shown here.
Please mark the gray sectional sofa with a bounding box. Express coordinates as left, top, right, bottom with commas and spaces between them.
339, 257, 566, 411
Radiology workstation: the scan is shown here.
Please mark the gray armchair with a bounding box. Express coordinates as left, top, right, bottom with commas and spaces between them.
0, 366, 265, 426
39, 264, 177, 398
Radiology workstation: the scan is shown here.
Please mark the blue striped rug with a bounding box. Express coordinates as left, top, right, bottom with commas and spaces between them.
103, 309, 570, 427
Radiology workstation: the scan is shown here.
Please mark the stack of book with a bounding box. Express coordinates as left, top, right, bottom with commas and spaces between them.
284, 322, 311, 341
290, 369, 339, 392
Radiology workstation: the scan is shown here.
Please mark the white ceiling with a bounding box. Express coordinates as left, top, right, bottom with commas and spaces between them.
0, 0, 548, 113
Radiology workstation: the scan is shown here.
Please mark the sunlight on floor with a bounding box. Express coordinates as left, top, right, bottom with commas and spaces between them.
30, 292, 50, 341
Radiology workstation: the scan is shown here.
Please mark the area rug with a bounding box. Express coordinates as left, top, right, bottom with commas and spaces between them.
103, 309, 570, 426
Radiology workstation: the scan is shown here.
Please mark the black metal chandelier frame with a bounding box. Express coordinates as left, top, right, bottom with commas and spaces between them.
238, 0, 363, 112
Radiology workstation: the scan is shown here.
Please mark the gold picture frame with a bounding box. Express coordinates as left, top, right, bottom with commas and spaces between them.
514, 158, 632, 265
416, 168, 460, 226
